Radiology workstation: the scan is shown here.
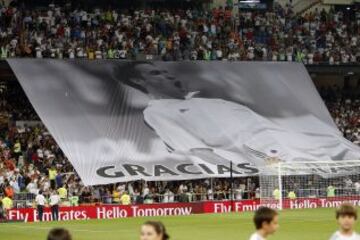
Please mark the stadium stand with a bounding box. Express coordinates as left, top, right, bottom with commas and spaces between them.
0, 1, 359, 63
0, 0, 359, 209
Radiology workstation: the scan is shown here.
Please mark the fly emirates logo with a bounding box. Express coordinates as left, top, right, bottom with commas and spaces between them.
96, 206, 193, 219
8, 209, 88, 222
213, 202, 265, 213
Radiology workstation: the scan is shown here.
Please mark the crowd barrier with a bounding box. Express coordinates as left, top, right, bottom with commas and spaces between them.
7, 196, 360, 222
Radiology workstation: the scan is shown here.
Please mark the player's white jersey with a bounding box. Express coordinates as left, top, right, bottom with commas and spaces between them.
330, 231, 360, 240
249, 232, 265, 240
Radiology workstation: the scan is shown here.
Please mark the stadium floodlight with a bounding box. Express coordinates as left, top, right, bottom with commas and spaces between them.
259, 160, 360, 210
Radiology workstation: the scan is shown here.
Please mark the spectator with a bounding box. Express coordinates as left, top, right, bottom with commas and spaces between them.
327, 185, 336, 198
57, 184, 68, 200
49, 166, 57, 190
120, 191, 131, 205
35, 190, 46, 222
49, 190, 61, 221
1, 194, 13, 210
287, 191, 296, 200
112, 188, 121, 204
163, 188, 174, 203
80, 187, 92, 204
4, 183, 14, 199
55, 172, 63, 188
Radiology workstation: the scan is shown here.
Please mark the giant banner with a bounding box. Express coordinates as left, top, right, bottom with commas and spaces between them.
7, 60, 360, 185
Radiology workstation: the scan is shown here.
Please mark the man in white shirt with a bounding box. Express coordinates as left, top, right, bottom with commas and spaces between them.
35, 190, 46, 222
49, 190, 61, 221
330, 203, 360, 240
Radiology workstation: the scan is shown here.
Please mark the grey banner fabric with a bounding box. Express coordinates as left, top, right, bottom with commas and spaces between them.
7, 59, 360, 185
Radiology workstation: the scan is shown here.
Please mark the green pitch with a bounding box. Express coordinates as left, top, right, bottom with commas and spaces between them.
1, 208, 357, 240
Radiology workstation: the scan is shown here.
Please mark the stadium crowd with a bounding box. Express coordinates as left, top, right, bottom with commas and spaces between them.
320, 86, 360, 145
0, 1, 359, 63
